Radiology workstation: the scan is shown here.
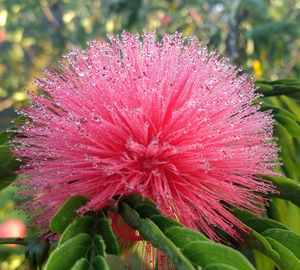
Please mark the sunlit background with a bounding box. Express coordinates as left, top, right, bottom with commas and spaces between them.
0, 0, 299, 269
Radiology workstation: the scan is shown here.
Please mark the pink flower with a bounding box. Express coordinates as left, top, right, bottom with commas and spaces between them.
12, 30, 279, 246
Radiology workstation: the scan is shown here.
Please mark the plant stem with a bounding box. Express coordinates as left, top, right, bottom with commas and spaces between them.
0, 237, 30, 246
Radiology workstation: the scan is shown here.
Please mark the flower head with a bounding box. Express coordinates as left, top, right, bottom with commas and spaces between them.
12, 30, 279, 244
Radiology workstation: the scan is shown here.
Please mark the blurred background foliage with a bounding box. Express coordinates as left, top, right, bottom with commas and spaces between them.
0, 0, 300, 269
1, 0, 300, 130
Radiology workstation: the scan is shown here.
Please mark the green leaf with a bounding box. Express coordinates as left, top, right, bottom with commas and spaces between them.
273, 124, 292, 143
182, 241, 255, 270
25, 238, 50, 270
94, 235, 106, 257
260, 105, 297, 121
134, 204, 162, 219
138, 219, 195, 270
121, 193, 156, 208
265, 237, 300, 270
44, 234, 91, 270
274, 115, 300, 137
204, 264, 238, 270
244, 217, 290, 235
59, 216, 95, 245
150, 215, 183, 233
261, 176, 300, 208
243, 229, 280, 261
119, 202, 141, 230
256, 84, 273, 93
70, 258, 89, 270
50, 196, 90, 235
92, 255, 110, 270
268, 79, 299, 85
252, 249, 275, 270
263, 229, 300, 260
0, 145, 22, 190
165, 226, 209, 249
97, 219, 119, 255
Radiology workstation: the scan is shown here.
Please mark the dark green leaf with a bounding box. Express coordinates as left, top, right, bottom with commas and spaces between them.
182, 241, 255, 270
260, 105, 297, 121
70, 258, 89, 270
273, 124, 292, 144
94, 235, 106, 257
268, 79, 299, 85
59, 216, 95, 245
262, 85, 300, 98
275, 115, 300, 137
256, 84, 273, 93
150, 215, 183, 233
97, 219, 119, 255
44, 234, 91, 270
134, 204, 162, 219
165, 226, 209, 249
119, 202, 141, 229
50, 196, 90, 234
92, 255, 110, 270
25, 238, 50, 270
263, 229, 300, 260
245, 217, 290, 235
121, 193, 156, 208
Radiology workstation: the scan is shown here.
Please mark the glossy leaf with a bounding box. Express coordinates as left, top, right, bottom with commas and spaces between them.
50, 196, 90, 234
182, 241, 255, 270
70, 258, 89, 270
92, 255, 110, 270
97, 218, 119, 255
263, 229, 300, 260
165, 226, 209, 249
59, 216, 95, 245
44, 233, 91, 270
121, 193, 156, 208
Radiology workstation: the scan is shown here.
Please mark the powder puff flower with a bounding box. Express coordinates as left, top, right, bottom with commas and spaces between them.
11, 30, 279, 245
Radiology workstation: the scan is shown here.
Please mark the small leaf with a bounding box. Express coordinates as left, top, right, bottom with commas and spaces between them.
204, 264, 238, 270
70, 258, 89, 270
92, 255, 110, 270
275, 115, 300, 137
263, 229, 300, 260
244, 217, 290, 235
50, 196, 90, 234
182, 241, 255, 270
59, 216, 95, 245
165, 226, 209, 249
273, 124, 292, 144
150, 215, 183, 233
44, 234, 91, 270
134, 204, 162, 219
265, 237, 300, 270
94, 235, 106, 257
97, 219, 119, 255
